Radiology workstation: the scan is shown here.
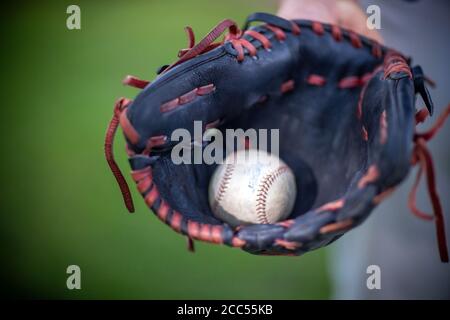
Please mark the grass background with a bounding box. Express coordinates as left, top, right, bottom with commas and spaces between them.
0, 0, 331, 299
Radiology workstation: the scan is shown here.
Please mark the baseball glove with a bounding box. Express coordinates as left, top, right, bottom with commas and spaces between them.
105, 13, 449, 261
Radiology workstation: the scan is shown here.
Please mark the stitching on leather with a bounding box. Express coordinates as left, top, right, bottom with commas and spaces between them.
311, 21, 324, 35
143, 135, 167, 155
357, 165, 379, 189
212, 163, 236, 213
307, 74, 326, 86
309, 21, 381, 55
275, 239, 301, 250
280, 79, 295, 93
361, 126, 368, 141
255, 166, 289, 224
316, 198, 345, 213
383, 52, 412, 79
160, 84, 215, 113
357, 65, 383, 119
306, 73, 373, 88
319, 219, 353, 234
380, 110, 388, 144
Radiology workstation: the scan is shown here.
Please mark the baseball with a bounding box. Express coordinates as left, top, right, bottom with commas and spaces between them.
208, 149, 297, 228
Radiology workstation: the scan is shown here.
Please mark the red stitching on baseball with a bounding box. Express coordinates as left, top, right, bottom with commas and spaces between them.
255, 166, 289, 224
212, 164, 236, 213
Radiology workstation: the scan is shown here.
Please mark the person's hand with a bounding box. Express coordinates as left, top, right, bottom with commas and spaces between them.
277, 0, 383, 43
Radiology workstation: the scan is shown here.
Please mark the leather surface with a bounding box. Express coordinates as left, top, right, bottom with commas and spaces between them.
123, 13, 423, 255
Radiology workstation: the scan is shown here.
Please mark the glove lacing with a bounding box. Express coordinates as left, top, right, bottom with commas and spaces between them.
104, 19, 450, 262
410, 104, 450, 262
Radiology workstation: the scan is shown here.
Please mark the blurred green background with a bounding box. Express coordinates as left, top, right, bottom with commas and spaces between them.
0, 0, 331, 299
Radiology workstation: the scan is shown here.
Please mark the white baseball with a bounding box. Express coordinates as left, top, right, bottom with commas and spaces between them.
208, 149, 297, 228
